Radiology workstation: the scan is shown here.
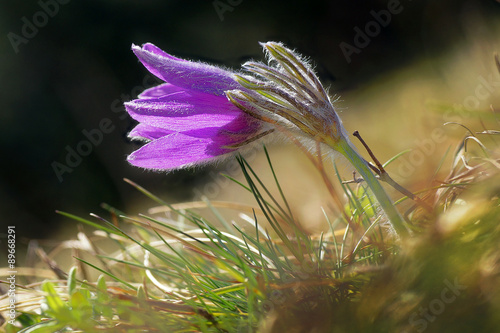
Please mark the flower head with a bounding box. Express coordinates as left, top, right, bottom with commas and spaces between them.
125, 42, 348, 171
125, 43, 268, 170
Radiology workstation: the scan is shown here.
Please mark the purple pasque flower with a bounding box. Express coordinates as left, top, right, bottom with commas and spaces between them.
125, 43, 270, 170
125, 41, 347, 171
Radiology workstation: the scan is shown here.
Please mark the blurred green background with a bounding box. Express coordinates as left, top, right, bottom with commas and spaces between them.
0, 0, 499, 242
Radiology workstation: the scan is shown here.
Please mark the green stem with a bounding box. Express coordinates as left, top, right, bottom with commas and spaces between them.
334, 139, 409, 238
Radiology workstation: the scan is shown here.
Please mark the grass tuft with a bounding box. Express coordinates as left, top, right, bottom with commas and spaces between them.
2, 67, 500, 333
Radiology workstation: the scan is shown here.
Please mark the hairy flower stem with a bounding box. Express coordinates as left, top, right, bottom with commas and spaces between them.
332, 138, 410, 238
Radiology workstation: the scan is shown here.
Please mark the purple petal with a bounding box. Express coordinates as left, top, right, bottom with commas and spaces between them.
138, 83, 184, 99
141, 43, 186, 62
125, 90, 244, 132
181, 114, 261, 139
128, 123, 174, 141
132, 43, 239, 96
127, 132, 234, 170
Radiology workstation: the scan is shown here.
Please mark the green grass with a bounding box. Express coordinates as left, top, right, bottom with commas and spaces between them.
2, 129, 500, 332
2, 72, 500, 332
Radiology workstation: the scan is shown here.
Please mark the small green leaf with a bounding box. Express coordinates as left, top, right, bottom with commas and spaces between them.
137, 285, 146, 299
67, 266, 77, 296
18, 320, 63, 333
97, 274, 107, 292
70, 290, 91, 310
41, 282, 66, 314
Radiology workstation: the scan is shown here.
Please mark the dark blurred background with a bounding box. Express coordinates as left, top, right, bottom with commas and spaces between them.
0, 0, 499, 243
